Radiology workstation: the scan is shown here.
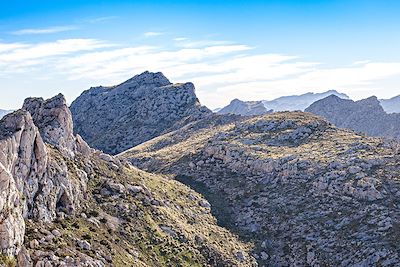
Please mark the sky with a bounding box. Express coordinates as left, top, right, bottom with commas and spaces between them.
1, 0, 400, 109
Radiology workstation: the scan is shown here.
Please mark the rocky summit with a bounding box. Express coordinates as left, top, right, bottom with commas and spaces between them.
306, 95, 400, 139
218, 99, 272, 116
0, 94, 255, 267
122, 111, 400, 266
70, 71, 211, 155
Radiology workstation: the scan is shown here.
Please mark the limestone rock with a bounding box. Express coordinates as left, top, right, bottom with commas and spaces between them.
70, 71, 212, 154
0, 99, 87, 256
23, 94, 76, 157
124, 111, 400, 266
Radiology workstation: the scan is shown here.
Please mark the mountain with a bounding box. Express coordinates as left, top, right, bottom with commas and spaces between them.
262, 90, 349, 111
121, 111, 400, 266
70, 71, 212, 155
0, 109, 12, 119
379, 95, 400, 113
217, 99, 272, 116
306, 95, 400, 139
0, 94, 255, 266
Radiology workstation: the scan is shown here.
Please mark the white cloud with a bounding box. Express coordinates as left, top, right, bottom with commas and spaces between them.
0, 39, 113, 74
143, 31, 164, 37
87, 16, 118, 24
173, 37, 188, 41
1, 36, 400, 110
11, 26, 77, 35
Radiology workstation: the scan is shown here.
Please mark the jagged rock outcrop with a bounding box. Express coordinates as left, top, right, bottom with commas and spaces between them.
0, 95, 255, 266
380, 95, 400, 113
70, 71, 212, 154
123, 112, 400, 266
0, 96, 88, 259
262, 89, 349, 111
306, 95, 400, 139
23, 94, 77, 157
218, 99, 272, 116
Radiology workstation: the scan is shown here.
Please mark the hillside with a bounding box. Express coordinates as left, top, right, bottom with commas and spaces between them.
70, 71, 211, 155
121, 111, 400, 266
0, 95, 255, 267
306, 95, 400, 139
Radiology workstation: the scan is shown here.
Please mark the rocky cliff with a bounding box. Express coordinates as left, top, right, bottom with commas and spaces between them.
122, 111, 400, 266
306, 95, 400, 139
70, 71, 212, 155
0, 94, 255, 266
218, 99, 271, 116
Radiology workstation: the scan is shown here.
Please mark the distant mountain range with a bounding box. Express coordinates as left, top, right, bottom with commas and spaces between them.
262, 90, 350, 111
0, 109, 12, 119
379, 95, 400, 113
217, 99, 272, 116
306, 95, 400, 139
216, 90, 400, 115
216, 90, 349, 115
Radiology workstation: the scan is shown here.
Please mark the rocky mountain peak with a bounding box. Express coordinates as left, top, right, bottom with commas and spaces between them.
23, 93, 76, 157
71, 72, 211, 154
218, 98, 271, 116
323, 94, 342, 101
358, 95, 382, 107
306, 95, 400, 139
120, 71, 171, 88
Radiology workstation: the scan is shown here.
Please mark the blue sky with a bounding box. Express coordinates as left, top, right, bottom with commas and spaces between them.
1, 0, 400, 109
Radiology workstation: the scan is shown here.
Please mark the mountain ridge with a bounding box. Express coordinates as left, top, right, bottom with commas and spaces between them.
306, 94, 400, 139
0, 93, 256, 266
122, 111, 400, 266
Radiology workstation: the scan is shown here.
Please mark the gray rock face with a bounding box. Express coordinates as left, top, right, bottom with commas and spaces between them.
0, 93, 255, 267
218, 99, 271, 116
306, 95, 400, 139
380, 95, 400, 113
0, 97, 88, 257
263, 90, 349, 111
23, 94, 77, 157
70, 71, 211, 154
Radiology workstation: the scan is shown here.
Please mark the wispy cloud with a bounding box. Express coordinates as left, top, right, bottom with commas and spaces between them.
2, 37, 400, 109
0, 39, 113, 74
173, 37, 188, 41
143, 31, 164, 37
11, 26, 77, 35
87, 16, 118, 24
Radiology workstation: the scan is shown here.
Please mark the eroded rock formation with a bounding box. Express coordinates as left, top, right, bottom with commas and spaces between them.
70, 71, 211, 154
